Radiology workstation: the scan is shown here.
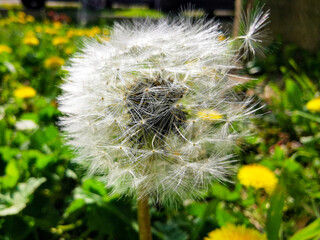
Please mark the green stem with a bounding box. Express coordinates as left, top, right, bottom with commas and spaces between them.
191, 200, 218, 240
137, 194, 152, 240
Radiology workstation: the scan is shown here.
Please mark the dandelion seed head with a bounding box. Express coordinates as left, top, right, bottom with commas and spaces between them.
58, 15, 268, 206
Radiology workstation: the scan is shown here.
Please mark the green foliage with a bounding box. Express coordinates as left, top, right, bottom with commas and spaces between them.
0, 178, 46, 216
289, 219, 320, 240
0, 10, 319, 240
266, 184, 285, 240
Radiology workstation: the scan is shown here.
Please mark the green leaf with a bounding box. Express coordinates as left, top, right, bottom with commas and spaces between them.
289, 218, 320, 240
190, 200, 218, 240
0, 120, 6, 145
215, 202, 237, 226
210, 182, 240, 201
266, 184, 285, 240
293, 110, 320, 124
82, 178, 107, 197
2, 215, 35, 240
285, 79, 303, 110
63, 199, 85, 218
0, 161, 20, 189
284, 158, 301, 172
273, 146, 286, 162
186, 202, 207, 217
0, 147, 20, 163
39, 105, 60, 121
0, 177, 46, 216
22, 149, 55, 169
154, 221, 188, 240
20, 113, 39, 123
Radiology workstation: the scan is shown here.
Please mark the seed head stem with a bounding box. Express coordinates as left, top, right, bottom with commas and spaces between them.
137, 194, 152, 240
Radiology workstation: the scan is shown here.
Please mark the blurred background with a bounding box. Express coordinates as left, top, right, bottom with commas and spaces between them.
0, 0, 319, 240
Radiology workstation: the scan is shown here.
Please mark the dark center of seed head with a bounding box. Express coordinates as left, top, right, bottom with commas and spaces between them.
126, 77, 187, 145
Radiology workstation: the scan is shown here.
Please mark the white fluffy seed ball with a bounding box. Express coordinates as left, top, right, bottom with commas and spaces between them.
58, 16, 266, 206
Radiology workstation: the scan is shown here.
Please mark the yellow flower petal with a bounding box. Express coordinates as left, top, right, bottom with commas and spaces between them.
52, 36, 68, 46
35, 26, 43, 33
64, 47, 74, 55
26, 15, 35, 22
238, 164, 278, 194
18, 11, 26, 19
53, 21, 62, 29
23, 36, 39, 46
44, 27, 58, 35
204, 224, 267, 240
197, 110, 223, 121
0, 44, 12, 54
306, 97, 320, 113
14, 86, 37, 99
218, 35, 226, 41
44, 56, 65, 69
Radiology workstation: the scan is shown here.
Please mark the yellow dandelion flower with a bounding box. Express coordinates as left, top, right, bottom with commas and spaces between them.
86, 26, 101, 37
76, 29, 86, 36
66, 29, 74, 38
44, 56, 65, 69
102, 29, 110, 35
44, 27, 58, 35
64, 47, 74, 55
35, 26, 43, 33
18, 11, 26, 18
218, 35, 226, 41
0, 44, 12, 54
23, 36, 39, 46
52, 36, 68, 46
53, 21, 62, 29
306, 97, 320, 113
204, 224, 267, 240
14, 86, 36, 99
99, 36, 110, 42
66, 27, 101, 38
238, 164, 278, 194
197, 110, 223, 121
26, 15, 35, 22
18, 18, 27, 24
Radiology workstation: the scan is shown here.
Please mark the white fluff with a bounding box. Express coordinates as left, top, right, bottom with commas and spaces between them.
15, 119, 38, 131
58, 14, 268, 206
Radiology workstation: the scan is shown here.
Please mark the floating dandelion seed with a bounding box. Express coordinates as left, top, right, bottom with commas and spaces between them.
237, 6, 270, 59
58, 12, 268, 207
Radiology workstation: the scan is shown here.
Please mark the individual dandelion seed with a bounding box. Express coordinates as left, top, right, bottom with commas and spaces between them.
236, 6, 270, 59
58, 10, 269, 240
